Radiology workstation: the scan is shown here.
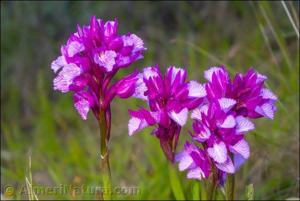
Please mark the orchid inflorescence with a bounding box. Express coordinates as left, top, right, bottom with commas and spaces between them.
175, 66, 277, 185
129, 65, 277, 185
52, 16, 277, 198
51, 16, 145, 121
128, 65, 206, 161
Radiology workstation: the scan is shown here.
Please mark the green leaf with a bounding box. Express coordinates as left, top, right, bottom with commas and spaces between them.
246, 183, 254, 200
168, 163, 185, 200
192, 181, 200, 200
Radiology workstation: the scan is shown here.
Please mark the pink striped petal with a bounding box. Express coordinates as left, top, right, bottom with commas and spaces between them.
122, 34, 145, 52
191, 108, 202, 120
207, 141, 227, 164
128, 117, 149, 136
168, 108, 188, 126
194, 127, 211, 142
168, 66, 185, 84
187, 81, 206, 98
74, 98, 90, 120
51, 56, 67, 73
187, 167, 205, 180
204, 67, 222, 82
255, 103, 276, 119
53, 63, 81, 93
132, 73, 148, 100
256, 73, 267, 83
191, 105, 208, 120
67, 41, 85, 57
175, 151, 194, 171
143, 66, 159, 79
94, 50, 117, 72
218, 98, 236, 112
261, 88, 277, 100
220, 115, 236, 128
215, 156, 235, 174
236, 116, 254, 134
129, 34, 146, 52
104, 20, 118, 38
229, 139, 250, 159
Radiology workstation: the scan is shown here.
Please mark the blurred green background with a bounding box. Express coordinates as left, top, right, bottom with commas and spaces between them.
1, 1, 299, 200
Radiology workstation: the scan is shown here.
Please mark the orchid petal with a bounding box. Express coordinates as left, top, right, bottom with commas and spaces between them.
188, 81, 206, 98
143, 66, 159, 79
219, 115, 236, 128
128, 117, 149, 136
218, 98, 236, 112
132, 73, 148, 100
215, 156, 235, 174
51, 56, 67, 73
261, 88, 277, 100
255, 102, 276, 119
168, 108, 188, 126
67, 41, 85, 57
53, 63, 81, 93
74, 98, 90, 120
175, 151, 194, 171
187, 167, 205, 180
229, 139, 250, 159
233, 153, 247, 170
236, 116, 255, 134
204, 67, 222, 82
207, 141, 227, 164
94, 50, 117, 72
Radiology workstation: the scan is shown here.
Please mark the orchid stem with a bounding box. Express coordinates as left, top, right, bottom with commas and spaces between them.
207, 165, 217, 200
98, 107, 112, 200
207, 177, 216, 200
226, 174, 235, 200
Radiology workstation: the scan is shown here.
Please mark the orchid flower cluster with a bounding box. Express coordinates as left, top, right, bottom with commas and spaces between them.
128, 65, 206, 161
51, 16, 145, 121
52, 16, 277, 198
175, 66, 277, 184
51, 17, 146, 191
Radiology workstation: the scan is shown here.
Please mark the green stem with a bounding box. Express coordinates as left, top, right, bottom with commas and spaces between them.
168, 162, 185, 200
207, 164, 217, 200
207, 177, 216, 200
98, 108, 112, 200
226, 174, 235, 200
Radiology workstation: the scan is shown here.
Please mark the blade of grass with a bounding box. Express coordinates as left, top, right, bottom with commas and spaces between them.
281, 1, 299, 38
246, 183, 254, 200
287, 1, 299, 28
25, 155, 38, 200
192, 181, 200, 200
258, 2, 293, 70
256, 21, 291, 91
250, 0, 294, 97
168, 162, 185, 200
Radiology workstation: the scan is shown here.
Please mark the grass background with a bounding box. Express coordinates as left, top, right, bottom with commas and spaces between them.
1, 1, 299, 200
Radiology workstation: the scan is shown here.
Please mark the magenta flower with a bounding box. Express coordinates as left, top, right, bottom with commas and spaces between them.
51, 16, 146, 120
128, 65, 207, 161
175, 141, 211, 180
51, 16, 146, 193
176, 66, 277, 185
176, 102, 253, 181
193, 102, 252, 172
204, 66, 277, 119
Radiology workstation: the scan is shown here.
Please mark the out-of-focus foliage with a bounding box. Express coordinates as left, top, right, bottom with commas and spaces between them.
1, 1, 299, 200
